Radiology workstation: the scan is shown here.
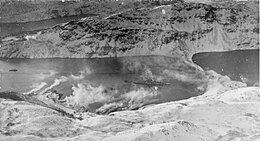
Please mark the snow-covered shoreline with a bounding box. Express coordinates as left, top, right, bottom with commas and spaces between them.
0, 78, 259, 140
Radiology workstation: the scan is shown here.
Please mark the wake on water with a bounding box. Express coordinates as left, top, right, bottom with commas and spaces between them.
0, 56, 241, 114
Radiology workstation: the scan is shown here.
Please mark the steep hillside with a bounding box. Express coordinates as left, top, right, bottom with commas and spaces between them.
0, 1, 258, 60
0, 0, 174, 23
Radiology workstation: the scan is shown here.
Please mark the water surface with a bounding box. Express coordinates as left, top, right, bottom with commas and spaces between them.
0, 56, 203, 112
0, 14, 95, 37
192, 49, 259, 86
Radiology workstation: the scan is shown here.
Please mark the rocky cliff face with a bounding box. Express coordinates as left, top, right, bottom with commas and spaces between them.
0, 1, 258, 60
0, 0, 170, 23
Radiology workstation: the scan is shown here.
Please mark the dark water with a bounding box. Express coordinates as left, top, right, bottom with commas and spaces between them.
0, 56, 202, 112
1, 49, 258, 112
0, 14, 95, 37
192, 49, 259, 86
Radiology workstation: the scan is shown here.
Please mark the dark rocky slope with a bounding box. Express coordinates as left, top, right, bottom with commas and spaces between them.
0, 0, 172, 23
0, 1, 259, 60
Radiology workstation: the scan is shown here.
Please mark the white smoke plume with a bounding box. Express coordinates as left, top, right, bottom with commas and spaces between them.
36, 70, 57, 80
80, 67, 93, 75
140, 66, 163, 81
63, 83, 113, 109
25, 82, 47, 94
38, 56, 246, 114
70, 67, 92, 80
40, 76, 68, 94
122, 87, 159, 107
96, 87, 160, 114
70, 73, 85, 80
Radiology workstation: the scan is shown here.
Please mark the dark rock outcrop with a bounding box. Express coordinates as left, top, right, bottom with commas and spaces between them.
0, 1, 259, 60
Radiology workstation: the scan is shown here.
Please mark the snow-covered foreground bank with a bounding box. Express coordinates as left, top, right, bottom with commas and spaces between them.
0, 85, 259, 140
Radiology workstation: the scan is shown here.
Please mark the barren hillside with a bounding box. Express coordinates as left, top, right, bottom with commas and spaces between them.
0, 1, 258, 60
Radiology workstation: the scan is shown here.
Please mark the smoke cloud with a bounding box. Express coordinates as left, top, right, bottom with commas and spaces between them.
63, 83, 113, 109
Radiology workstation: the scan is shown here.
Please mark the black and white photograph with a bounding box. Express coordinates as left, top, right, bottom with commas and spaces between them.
0, 0, 259, 140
